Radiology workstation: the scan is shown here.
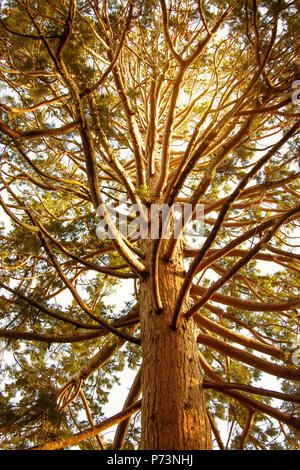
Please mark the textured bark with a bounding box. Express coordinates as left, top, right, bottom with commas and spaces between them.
140, 241, 212, 449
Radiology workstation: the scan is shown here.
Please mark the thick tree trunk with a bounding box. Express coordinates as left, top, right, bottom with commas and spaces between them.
139, 240, 212, 450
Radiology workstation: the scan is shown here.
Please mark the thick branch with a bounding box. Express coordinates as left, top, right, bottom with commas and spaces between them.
29, 399, 142, 450
198, 333, 300, 381
191, 285, 300, 314
184, 204, 300, 324
112, 366, 142, 450
0, 120, 78, 140
194, 312, 288, 362
203, 379, 300, 404
199, 352, 300, 432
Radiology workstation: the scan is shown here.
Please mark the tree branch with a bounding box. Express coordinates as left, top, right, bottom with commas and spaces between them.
29, 399, 142, 450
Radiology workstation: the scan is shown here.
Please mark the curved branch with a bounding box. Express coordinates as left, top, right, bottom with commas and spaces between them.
29, 399, 142, 450
0, 120, 79, 140
194, 312, 288, 362
203, 379, 300, 404
198, 333, 300, 381
199, 352, 300, 432
0, 328, 105, 344
112, 366, 142, 450
0, 281, 103, 331
184, 204, 300, 323
191, 285, 300, 314
172, 122, 300, 328
238, 411, 255, 450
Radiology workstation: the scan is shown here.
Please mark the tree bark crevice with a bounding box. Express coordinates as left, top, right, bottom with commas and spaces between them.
140, 241, 212, 449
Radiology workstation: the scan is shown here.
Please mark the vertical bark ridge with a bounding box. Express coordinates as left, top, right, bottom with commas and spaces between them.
140, 242, 212, 449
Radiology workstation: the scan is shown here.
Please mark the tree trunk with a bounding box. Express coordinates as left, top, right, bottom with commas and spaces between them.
139, 240, 212, 450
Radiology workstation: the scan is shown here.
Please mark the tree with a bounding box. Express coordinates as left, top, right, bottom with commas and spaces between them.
0, 0, 299, 451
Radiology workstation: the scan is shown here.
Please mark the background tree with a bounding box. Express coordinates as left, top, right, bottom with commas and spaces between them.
0, 0, 300, 450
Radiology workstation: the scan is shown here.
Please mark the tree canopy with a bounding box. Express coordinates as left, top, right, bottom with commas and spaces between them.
0, 0, 299, 450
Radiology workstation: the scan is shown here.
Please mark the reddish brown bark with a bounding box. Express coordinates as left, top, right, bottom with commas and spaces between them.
140, 241, 212, 449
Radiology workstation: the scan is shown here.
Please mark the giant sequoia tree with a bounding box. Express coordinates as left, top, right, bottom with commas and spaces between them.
0, 0, 300, 451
